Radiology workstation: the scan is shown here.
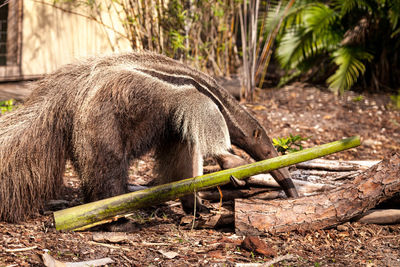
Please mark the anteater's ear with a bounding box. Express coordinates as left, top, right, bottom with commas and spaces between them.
253, 128, 261, 139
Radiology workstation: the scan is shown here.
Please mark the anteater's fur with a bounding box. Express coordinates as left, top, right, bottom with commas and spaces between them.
0, 52, 297, 222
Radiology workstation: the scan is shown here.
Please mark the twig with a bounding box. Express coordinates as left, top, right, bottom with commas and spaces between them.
5, 246, 38, 252
235, 254, 296, 266
127, 241, 170, 247
263, 254, 296, 266
247, 174, 336, 194
88, 241, 130, 251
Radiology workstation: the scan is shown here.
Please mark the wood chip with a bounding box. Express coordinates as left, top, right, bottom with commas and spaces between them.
92, 232, 128, 243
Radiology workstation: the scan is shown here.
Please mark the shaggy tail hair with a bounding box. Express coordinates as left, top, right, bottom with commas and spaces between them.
0, 83, 69, 222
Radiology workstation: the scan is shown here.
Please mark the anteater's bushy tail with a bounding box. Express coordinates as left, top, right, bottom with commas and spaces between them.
0, 88, 68, 222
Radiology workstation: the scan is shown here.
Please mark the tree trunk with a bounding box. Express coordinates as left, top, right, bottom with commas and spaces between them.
235, 153, 400, 235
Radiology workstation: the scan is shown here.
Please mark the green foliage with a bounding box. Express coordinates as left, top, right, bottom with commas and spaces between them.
327, 47, 373, 94
273, 134, 309, 154
169, 30, 187, 55
275, 0, 400, 93
352, 95, 364, 102
390, 90, 400, 109
0, 99, 15, 114
250, 251, 255, 259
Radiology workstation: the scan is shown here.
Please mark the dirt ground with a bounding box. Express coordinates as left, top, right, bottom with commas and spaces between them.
0, 82, 399, 266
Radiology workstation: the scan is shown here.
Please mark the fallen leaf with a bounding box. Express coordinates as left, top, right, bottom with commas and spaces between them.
158, 250, 179, 259
252, 105, 267, 111
241, 236, 276, 256
207, 249, 225, 259
92, 232, 128, 243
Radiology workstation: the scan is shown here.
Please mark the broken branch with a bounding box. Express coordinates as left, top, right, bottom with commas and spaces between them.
54, 136, 361, 231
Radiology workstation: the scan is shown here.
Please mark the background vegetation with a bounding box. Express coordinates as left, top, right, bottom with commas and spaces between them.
276, 0, 400, 94
54, 0, 400, 100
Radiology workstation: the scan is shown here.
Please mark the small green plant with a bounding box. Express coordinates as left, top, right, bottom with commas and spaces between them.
352, 95, 364, 102
126, 211, 157, 224
273, 134, 309, 154
0, 99, 15, 114
390, 90, 400, 109
169, 30, 187, 55
162, 212, 169, 220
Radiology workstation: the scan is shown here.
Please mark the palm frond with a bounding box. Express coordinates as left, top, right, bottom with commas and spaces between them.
304, 3, 338, 34
276, 27, 315, 69
305, 4, 342, 49
333, 0, 357, 15
333, 0, 373, 15
277, 1, 314, 30
263, 2, 286, 35
327, 47, 373, 94
392, 28, 400, 38
388, 0, 400, 30
277, 5, 341, 70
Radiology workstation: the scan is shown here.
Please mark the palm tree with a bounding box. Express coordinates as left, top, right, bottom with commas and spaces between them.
274, 0, 400, 94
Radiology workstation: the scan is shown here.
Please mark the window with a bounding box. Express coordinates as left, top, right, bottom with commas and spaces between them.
0, 0, 22, 80
0, 1, 8, 65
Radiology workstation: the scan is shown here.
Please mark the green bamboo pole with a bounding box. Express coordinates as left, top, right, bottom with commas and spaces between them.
54, 136, 361, 231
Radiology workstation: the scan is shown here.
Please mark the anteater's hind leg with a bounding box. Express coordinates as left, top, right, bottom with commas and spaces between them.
72, 106, 129, 202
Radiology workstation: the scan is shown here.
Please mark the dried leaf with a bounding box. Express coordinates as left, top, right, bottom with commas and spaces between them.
158, 250, 179, 259
42, 253, 114, 267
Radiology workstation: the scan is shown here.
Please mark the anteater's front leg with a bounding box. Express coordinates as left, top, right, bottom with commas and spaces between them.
154, 140, 209, 213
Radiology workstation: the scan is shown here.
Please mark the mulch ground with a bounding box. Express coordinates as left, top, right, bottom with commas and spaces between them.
0, 82, 399, 266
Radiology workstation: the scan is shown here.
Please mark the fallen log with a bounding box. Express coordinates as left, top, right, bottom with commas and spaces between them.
356, 209, 400, 224
246, 174, 336, 194
290, 160, 380, 185
235, 153, 400, 235
296, 159, 363, 171
54, 136, 360, 231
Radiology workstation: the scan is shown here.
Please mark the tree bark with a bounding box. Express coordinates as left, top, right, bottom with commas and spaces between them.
235, 153, 400, 235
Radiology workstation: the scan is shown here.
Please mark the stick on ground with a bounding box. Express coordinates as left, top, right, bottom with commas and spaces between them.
54, 136, 361, 231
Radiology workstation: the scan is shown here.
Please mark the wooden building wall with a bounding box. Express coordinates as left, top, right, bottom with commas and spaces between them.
1, 0, 131, 81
